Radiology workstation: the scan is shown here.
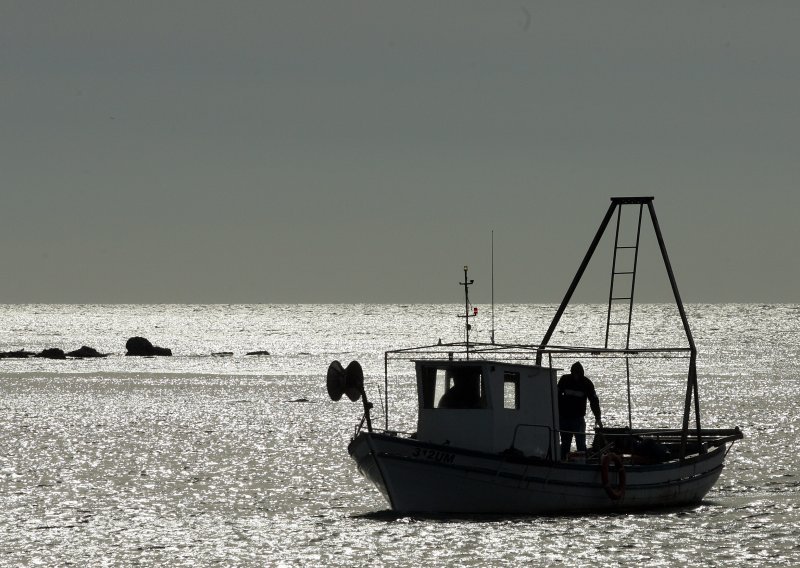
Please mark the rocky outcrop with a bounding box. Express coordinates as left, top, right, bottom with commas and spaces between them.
125, 336, 172, 356
0, 349, 36, 359
66, 346, 108, 358
1, 346, 108, 359
36, 348, 67, 360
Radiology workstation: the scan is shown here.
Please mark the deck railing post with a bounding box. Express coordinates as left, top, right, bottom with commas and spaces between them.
384, 352, 389, 431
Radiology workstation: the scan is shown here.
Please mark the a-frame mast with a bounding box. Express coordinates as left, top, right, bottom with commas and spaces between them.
535, 196, 702, 457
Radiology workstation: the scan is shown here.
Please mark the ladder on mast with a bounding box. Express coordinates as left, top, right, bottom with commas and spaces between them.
604, 201, 645, 429
605, 202, 644, 350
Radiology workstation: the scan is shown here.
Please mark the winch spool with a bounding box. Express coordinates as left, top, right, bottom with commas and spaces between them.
327, 359, 373, 433
326, 360, 364, 402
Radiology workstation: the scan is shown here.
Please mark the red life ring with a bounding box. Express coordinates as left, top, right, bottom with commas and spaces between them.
601, 453, 626, 501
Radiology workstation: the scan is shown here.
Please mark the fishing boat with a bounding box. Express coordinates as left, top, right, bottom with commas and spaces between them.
327, 196, 743, 513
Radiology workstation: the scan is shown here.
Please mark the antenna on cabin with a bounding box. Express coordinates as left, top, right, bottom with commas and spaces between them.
491, 230, 495, 344
458, 265, 476, 359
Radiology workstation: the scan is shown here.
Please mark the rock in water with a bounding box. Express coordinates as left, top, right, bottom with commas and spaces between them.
125, 336, 173, 356
66, 346, 108, 358
36, 348, 67, 360
245, 350, 271, 356
0, 349, 36, 359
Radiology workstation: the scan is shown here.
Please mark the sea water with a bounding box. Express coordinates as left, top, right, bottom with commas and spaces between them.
0, 303, 798, 566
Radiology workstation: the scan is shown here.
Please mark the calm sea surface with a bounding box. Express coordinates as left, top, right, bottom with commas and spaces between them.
1, 303, 798, 566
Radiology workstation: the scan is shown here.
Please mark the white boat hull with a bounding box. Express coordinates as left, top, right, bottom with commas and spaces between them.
349, 432, 728, 514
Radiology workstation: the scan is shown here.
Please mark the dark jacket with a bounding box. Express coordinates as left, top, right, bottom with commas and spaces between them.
557, 373, 601, 421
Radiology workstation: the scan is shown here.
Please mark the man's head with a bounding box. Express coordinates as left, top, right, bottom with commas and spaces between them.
571, 361, 584, 378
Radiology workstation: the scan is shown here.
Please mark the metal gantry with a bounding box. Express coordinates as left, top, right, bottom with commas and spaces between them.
536, 196, 703, 458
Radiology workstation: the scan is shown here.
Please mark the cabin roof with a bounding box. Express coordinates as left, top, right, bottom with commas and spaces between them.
412, 359, 556, 371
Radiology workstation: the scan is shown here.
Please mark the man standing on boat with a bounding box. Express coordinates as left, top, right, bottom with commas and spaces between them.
558, 362, 602, 460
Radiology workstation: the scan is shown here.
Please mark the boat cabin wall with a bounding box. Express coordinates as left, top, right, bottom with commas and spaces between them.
486, 364, 559, 459
415, 362, 494, 452
415, 361, 560, 458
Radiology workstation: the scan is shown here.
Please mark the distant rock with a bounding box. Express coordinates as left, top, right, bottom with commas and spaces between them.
125, 336, 172, 356
211, 352, 233, 357
245, 350, 270, 356
36, 348, 67, 360
66, 346, 108, 358
0, 349, 36, 359
288, 398, 311, 403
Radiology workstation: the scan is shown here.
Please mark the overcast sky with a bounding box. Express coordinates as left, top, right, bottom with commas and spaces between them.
2, 2, 798, 303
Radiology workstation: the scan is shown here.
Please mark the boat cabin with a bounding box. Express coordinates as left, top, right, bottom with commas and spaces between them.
415, 360, 560, 460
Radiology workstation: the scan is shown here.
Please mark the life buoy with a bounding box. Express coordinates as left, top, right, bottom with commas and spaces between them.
600, 453, 626, 501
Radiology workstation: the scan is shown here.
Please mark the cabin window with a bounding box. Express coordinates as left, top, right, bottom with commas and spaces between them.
503, 371, 520, 410
420, 366, 486, 409
420, 367, 438, 409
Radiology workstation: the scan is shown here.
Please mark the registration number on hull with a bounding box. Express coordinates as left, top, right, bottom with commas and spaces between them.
411, 447, 456, 464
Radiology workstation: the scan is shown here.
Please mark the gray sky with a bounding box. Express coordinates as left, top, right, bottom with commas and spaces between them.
2, 2, 799, 303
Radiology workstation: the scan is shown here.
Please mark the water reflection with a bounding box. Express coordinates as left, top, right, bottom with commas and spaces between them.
0, 304, 798, 565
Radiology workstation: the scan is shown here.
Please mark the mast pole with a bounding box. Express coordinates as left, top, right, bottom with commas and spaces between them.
384, 352, 389, 431
459, 266, 474, 359
491, 230, 495, 344
646, 200, 702, 457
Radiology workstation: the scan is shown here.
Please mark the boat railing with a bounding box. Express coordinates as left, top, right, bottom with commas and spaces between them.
385, 342, 693, 362
503, 424, 743, 463
506, 424, 637, 463
379, 341, 698, 437
597, 426, 743, 447
538, 345, 693, 358
353, 419, 416, 440
385, 340, 543, 363
590, 426, 743, 462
